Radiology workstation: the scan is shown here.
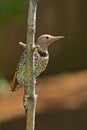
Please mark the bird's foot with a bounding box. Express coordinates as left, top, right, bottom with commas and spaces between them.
23, 97, 28, 113
23, 93, 33, 113
23, 87, 32, 113
23, 87, 28, 113
32, 44, 40, 51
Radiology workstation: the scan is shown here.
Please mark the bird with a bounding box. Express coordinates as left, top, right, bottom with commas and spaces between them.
11, 34, 64, 111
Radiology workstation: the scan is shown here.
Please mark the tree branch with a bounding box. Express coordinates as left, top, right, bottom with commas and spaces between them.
26, 0, 37, 130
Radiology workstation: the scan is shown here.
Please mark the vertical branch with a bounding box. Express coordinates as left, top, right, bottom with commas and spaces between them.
26, 0, 37, 130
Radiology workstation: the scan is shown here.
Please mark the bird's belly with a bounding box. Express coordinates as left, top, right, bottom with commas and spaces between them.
35, 56, 49, 77
17, 52, 49, 87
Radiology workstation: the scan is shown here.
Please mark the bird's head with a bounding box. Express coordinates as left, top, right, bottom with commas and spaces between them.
37, 34, 64, 50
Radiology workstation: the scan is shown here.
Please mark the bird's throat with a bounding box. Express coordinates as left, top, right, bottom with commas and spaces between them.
38, 49, 48, 57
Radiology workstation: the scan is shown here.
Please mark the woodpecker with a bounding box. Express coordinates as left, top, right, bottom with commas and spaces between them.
11, 34, 64, 111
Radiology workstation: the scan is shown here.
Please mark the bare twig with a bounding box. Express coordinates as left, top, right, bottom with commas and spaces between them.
19, 42, 26, 48
26, 0, 37, 130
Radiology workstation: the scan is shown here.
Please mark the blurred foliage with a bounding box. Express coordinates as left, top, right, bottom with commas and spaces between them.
0, 0, 25, 26
0, 0, 27, 79
0, 33, 4, 47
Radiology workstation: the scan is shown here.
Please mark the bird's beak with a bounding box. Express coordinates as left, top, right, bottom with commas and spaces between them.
53, 36, 65, 41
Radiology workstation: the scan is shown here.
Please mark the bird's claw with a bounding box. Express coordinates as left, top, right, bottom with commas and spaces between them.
32, 44, 39, 51
23, 100, 28, 113
23, 93, 31, 113
24, 93, 30, 98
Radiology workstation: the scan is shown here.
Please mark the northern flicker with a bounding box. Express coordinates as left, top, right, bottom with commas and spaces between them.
11, 34, 64, 110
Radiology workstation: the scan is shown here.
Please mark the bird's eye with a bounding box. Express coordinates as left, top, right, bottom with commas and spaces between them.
46, 36, 49, 39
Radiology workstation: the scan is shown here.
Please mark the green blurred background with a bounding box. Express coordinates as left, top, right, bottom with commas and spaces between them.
0, 0, 87, 81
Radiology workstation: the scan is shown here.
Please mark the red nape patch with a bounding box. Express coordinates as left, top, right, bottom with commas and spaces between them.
45, 40, 52, 45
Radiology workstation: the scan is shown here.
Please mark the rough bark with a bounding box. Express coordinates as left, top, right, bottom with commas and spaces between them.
26, 0, 37, 130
